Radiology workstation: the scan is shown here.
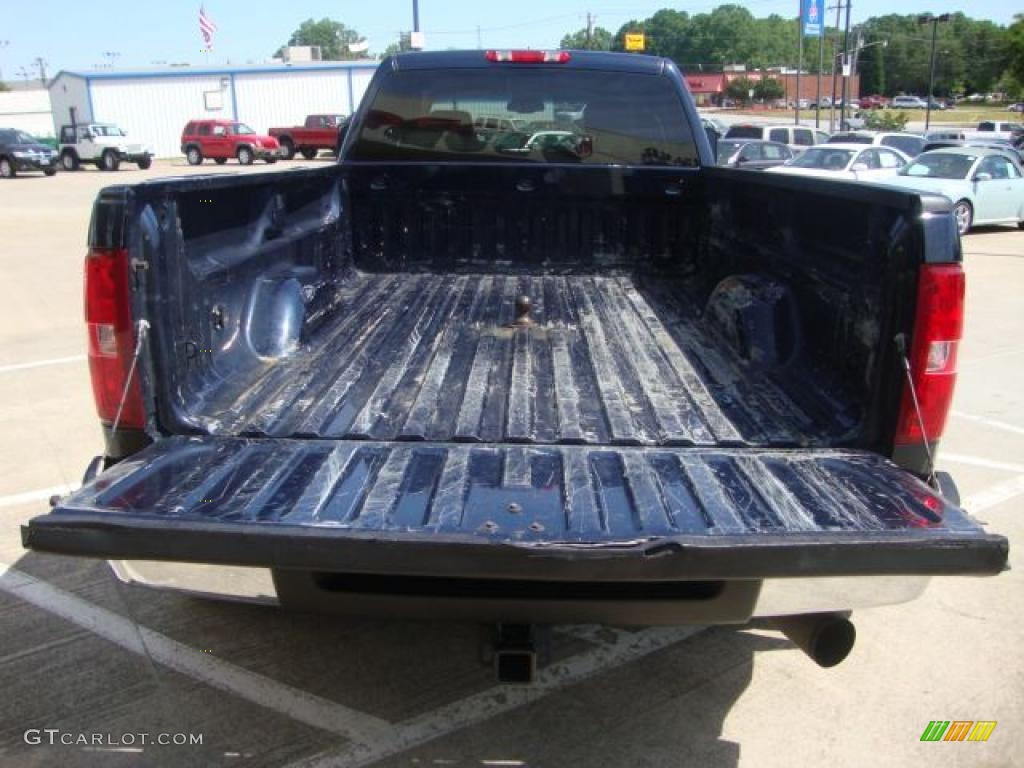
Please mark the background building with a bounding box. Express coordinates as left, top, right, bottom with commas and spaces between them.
48, 61, 379, 157
685, 70, 860, 106
0, 84, 54, 137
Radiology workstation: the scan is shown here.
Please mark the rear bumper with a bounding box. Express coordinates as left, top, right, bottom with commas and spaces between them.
105, 558, 931, 624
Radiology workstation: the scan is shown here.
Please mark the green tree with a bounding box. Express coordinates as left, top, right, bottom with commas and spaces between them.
278, 18, 365, 60
561, 26, 614, 51
1007, 14, 1024, 86
754, 78, 784, 100
725, 76, 757, 104
863, 110, 908, 130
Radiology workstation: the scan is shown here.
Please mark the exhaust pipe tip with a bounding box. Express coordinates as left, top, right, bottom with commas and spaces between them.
771, 613, 856, 668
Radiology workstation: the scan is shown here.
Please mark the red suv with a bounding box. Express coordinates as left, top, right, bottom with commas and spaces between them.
181, 119, 282, 165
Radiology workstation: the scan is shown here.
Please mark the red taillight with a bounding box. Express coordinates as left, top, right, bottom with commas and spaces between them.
485, 50, 571, 63
894, 263, 965, 446
85, 247, 145, 429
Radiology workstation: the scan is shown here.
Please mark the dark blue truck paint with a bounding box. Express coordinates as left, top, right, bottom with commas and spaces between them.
24, 51, 1007, 619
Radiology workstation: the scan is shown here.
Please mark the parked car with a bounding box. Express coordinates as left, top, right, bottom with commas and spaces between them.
723, 123, 817, 151
25, 51, 1007, 678
890, 95, 928, 109
976, 121, 1024, 141
181, 119, 282, 165
840, 112, 868, 130
1006, 103, 1024, 113
827, 130, 926, 158
59, 123, 153, 172
716, 139, 794, 169
474, 115, 529, 135
921, 139, 1024, 164
269, 114, 348, 160
859, 94, 889, 109
767, 142, 910, 180
878, 147, 1024, 235
814, 129, 831, 144
0, 128, 58, 178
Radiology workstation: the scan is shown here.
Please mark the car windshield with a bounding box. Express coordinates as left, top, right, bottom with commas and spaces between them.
232, 123, 256, 135
716, 140, 745, 163
350, 67, 698, 166
0, 129, 38, 144
790, 147, 855, 170
900, 153, 976, 179
92, 125, 125, 136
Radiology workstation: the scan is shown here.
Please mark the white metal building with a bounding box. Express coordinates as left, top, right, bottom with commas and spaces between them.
48, 62, 379, 158
0, 88, 54, 137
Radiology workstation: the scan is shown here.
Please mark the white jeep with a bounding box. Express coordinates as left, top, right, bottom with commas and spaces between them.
59, 123, 153, 171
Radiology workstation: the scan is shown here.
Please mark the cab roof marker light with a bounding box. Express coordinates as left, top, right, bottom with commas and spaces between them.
485, 50, 571, 63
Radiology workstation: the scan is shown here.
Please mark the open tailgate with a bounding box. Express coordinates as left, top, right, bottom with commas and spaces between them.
24, 437, 1007, 580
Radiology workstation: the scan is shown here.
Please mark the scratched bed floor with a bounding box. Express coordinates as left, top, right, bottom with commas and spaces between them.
190, 272, 857, 447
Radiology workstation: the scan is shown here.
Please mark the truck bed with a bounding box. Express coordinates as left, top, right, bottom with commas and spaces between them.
190, 271, 854, 446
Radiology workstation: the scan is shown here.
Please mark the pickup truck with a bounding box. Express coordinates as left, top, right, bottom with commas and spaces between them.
269, 114, 347, 160
24, 51, 1007, 677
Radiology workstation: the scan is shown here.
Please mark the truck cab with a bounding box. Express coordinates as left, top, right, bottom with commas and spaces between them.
59, 123, 153, 172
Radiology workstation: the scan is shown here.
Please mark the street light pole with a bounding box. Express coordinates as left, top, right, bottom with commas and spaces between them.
918, 13, 950, 131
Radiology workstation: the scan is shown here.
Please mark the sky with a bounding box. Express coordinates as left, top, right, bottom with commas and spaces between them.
1, 0, 1020, 80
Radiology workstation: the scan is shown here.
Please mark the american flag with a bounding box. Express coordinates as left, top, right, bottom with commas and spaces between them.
199, 5, 217, 46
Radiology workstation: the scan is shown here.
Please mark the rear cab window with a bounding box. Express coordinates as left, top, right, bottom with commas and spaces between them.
725, 125, 765, 140
350, 67, 698, 166
768, 128, 789, 143
793, 128, 814, 146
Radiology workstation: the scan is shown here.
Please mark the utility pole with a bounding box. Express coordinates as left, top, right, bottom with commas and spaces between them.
586, 12, 594, 49
0, 40, 9, 84
412, 0, 420, 33
839, 0, 851, 129
796, 2, 803, 126
828, 0, 842, 131
918, 13, 950, 130
476, 25, 482, 49
816, 22, 825, 127
33, 56, 47, 86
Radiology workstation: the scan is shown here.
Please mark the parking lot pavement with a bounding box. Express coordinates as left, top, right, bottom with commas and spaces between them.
1, 162, 1022, 767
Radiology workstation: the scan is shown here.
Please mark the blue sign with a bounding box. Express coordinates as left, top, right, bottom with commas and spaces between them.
802, 0, 823, 36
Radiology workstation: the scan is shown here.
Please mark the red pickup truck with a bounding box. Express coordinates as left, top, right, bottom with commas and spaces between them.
269, 114, 348, 160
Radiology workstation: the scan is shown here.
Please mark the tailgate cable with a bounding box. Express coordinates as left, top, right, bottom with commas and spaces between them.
894, 332, 936, 485
109, 319, 150, 435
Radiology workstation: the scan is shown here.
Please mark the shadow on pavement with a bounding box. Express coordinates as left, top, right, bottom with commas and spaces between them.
2, 550, 792, 767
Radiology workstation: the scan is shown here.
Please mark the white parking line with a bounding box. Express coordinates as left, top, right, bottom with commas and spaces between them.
0, 485, 76, 510
961, 474, 1024, 515
951, 410, 1024, 437
0, 354, 86, 374
0, 562, 390, 750
941, 453, 1024, 474
291, 626, 704, 768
